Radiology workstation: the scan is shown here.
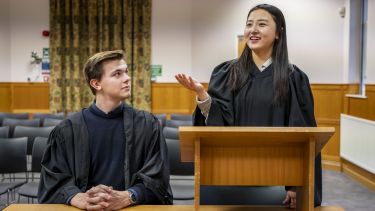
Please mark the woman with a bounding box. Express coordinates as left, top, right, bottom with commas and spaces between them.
175, 4, 321, 208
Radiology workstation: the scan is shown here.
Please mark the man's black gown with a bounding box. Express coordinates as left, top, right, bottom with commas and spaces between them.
194, 61, 322, 206
38, 104, 173, 205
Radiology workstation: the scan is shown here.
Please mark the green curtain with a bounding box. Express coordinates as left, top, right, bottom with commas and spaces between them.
49, 0, 151, 113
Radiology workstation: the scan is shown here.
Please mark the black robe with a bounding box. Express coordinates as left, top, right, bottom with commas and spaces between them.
194, 61, 322, 206
38, 104, 173, 205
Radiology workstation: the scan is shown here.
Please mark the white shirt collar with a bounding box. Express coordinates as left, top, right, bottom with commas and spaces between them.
259, 58, 272, 72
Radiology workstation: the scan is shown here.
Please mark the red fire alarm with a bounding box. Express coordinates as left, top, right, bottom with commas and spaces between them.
42, 30, 50, 37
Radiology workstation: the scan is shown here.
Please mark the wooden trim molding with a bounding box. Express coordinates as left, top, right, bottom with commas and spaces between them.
322, 155, 341, 171
346, 84, 375, 121
316, 118, 340, 125
342, 158, 375, 191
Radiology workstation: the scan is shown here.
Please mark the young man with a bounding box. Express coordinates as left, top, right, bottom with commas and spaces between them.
38, 50, 173, 210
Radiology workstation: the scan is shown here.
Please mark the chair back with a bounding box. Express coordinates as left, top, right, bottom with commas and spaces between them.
0, 112, 29, 126
31, 137, 48, 172
165, 120, 193, 128
170, 114, 193, 121
33, 112, 64, 120
0, 126, 10, 138
2, 118, 40, 137
0, 137, 28, 173
155, 113, 167, 128
13, 126, 54, 155
67, 112, 78, 117
163, 127, 194, 175
42, 118, 62, 127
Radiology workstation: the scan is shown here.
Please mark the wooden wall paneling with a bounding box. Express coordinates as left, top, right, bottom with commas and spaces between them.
311, 84, 344, 120
0, 83, 11, 112
339, 83, 375, 191
11, 82, 50, 113
151, 83, 209, 117
320, 123, 341, 171
347, 85, 375, 121
311, 84, 344, 170
342, 84, 359, 114
151, 83, 196, 116
342, 84, 375, 189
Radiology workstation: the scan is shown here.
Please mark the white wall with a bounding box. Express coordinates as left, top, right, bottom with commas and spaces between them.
366, 0, 375, 84
9, 0, 49, 82
191, 0, 250, 82
284, 0, 345, 84
2, 0, 373, 84
0, 0, 10, 82
151, 0, 192, 82
190, 0, 346, 83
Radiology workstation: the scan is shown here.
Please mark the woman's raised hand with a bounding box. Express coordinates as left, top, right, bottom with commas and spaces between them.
175, 73, 204, 93
175, 73, 208, 101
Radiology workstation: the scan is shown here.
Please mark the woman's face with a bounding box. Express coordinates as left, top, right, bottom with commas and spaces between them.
244, 9, 278, 54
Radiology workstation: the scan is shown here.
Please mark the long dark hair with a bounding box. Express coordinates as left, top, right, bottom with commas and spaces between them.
228, 4, 290, 105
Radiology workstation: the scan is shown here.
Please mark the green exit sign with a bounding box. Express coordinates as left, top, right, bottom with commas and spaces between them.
151, 65, 162, 77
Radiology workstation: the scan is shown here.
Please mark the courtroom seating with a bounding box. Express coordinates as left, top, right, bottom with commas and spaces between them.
33, 113, 64, 126
12, 126, 54, 155
42, 118, 62, 127
163, 127, 194, 175
0, 126, 10, 138
67, 112, 78, 118
0, 113, 29, 126
0, 137, 28, 205
200, 186, 287, 205
2, 118, 40, 137
170, 114, 193, 121
32, 112, 64, 120
155, 113, 167, 128
18, 137, 48, 203
163, 126, 194, 201
0, 126, 11, 197
166, 120, 193, 128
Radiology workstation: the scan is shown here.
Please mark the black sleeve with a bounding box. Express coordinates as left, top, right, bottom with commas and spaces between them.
194, 61, 235, 126
133, 115, 173, 205
128, 183, 159, 204
38, 123, 81, 204
288, 65, 317, 127
287, 66, 322, 207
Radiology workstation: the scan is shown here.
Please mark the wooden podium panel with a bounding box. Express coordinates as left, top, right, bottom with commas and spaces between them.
180, 127, 334, 162
200, 145, 304, 186
179, 127, 335, 211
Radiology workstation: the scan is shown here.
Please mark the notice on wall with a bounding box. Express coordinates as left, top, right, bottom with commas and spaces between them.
41, 48, 50, 82
151, 65, 162, 82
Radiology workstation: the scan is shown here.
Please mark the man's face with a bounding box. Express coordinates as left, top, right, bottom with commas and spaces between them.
93, 59, 131, 101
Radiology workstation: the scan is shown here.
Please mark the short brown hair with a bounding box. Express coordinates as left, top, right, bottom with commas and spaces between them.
83, 50, 124, 95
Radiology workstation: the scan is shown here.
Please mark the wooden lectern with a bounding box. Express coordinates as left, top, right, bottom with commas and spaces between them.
179, 127, 335, 211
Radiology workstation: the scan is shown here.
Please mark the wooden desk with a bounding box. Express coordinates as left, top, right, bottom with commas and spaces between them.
4, 204, 344, 211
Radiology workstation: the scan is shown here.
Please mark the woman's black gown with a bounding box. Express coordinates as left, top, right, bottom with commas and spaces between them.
194, 61, 322, 206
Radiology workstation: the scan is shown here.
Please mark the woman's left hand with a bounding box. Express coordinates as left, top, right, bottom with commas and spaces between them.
283, 190, 297, 209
